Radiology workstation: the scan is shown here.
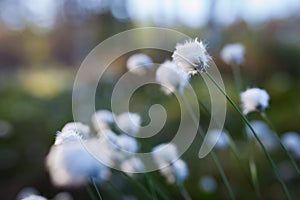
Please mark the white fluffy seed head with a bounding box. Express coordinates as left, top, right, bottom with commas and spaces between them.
92, 110, 115, 132
281, 132, 300, 158
240, 88, 270, 114
199, 175, 217, 193
115, 112, 141, 136
126, 53, 153, 75
220, 43, 245, 66
172, 38, 211, 75
120, 157, 145, 176
206, 129, 229, 150
152, 143, 179, 165
61, 122, 90, 139
46, 139, 111, 187
246, 120, 278, 151
21, 195, 47, 200
54, 131, 82, 146
159, 159, 188, 184
156, 60, 190, 95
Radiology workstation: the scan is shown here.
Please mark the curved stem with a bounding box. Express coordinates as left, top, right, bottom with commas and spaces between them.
261, 113, 300, 176
181, 94, 235, 200
91, 178, 103, 200
205, 71, 291, 200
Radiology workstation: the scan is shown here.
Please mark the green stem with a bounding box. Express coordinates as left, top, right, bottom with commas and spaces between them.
205, 71, 291, 200
247, 133, 263, 199
231, 64, 243, 92
145, 175, 157, 200
178, 183, 192, 200
261, 113, 300, 176
181, 94, 235, 200
121, 172, 152, 200
85, 183, 97, 200
145, 173, 171, 200
91, 178, 103, 200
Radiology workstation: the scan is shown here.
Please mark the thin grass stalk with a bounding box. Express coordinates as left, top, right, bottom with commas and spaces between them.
178, 183, 192, 200
145, 173, 171, 200
261, 113, 300, 176
231, 64, 243, 92
181, 94, 235, 200
85, 183, 97, 200
204, 71, 291, 200
91, 178, 103, 200
121, 172, 152, 200
247, 134, 262, 199
145, 175, 157, 200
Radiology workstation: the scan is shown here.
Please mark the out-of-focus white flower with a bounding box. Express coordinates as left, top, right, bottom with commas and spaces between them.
240, 88, 270, 114
54, 131, 82, 145
156, 60, 190, 95
220, 43, 245, 66
126, 53, 153, 75
159, 159, 188, 184
116, 134, 139, 154
21, 195, 47, 200
120, 157, 145, 176
246, 120, 278, 151
199, 175, 217, 193
172, 38, 211, 75
17, 187, 39, 200
61, 122, 90, 139
46, 138, 111, 187
115, 112, 141, 136
206, 129, 229, 150
92, 110, 115, 132
53, 192, 73, 200
281, 132, 300, 158
152, 143, 179, 165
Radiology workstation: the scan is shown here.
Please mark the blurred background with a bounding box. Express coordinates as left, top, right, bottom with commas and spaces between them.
0, 0, 300, 199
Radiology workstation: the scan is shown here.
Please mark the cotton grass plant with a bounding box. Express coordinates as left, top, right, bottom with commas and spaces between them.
44, 38, 300, 200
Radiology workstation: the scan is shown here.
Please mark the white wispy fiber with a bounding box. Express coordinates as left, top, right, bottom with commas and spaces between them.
92, 110, 115, 132
240, 88, 270, 114
46, 137, 111, 187
246, 120, 278, 151
152, 143, 188, 184
115, 112, 141, 136
54, 130, 82, 145
206, 129, 229, 150
61, 122, 90, 139
17, 187, 39, 200
281, 132, 300, 158
21, 195, 47, 200
220, 43, 245, 66
199, 175, 217, 193
126, 53, 153, 75
156, 60, 190, 95
98, 130, 139, 165
120, 157, 145, 176
53, 192, 73, 200
172, 38, 211, 75
152, 143, 179, 164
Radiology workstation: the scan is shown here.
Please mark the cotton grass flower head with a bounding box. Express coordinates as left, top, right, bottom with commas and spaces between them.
21, 195, 47, 200
156, 60, 190, 95
120, 157, 145, 176
61, 122, 90, 139
199, 175, 217, 193
220, 43, 245, 66
246, 120, 278, 151
281, 132, 300, 158
115, 112, 141, 136
158, 159, 188, 184
17, 187, 40, 200
126, 53, 153, 75
46, 138, 111, 187
240, 88, 270, 114
206, 129, 229, 150
172, 38, 211, 75
54, 130, 82, 145
152, 143, 179, 165
92, 109, 115, 132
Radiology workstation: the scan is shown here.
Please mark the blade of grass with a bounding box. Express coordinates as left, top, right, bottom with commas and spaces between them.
181, 94, 235, 200
204, 71, 291, 200
85, 183, 97, 200
261, 113, 300, 176
178, 183, 192, 200
91, 178, 103, 200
